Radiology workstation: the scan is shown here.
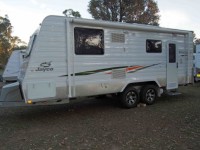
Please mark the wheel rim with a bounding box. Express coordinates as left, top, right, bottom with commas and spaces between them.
146, 89, 156, 102
126, 91, 137, 105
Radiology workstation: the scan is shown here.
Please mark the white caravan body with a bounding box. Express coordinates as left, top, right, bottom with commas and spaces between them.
0, 16, 194, 107
193, 45, 200, 81
2, 50, 25, 82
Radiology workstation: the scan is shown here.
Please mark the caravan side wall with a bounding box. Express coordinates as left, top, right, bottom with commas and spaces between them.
21, 16, 193, 103
72, 25, 193, 96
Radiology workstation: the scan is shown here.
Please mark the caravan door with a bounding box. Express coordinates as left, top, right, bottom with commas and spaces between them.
166, 42, 178, 90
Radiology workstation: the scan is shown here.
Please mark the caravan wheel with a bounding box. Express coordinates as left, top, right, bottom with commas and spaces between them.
141, 85, 157, 105
120, 86, 139, 108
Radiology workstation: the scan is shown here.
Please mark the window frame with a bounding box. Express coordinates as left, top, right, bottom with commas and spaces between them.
74, 27, 104, 55
146, 39, 162, 53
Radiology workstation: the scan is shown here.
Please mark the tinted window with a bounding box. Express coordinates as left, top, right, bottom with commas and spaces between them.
146, 39, 162, 53
169, 44, 176, 63
74, 27, 104, 55
25, 34, 37, 57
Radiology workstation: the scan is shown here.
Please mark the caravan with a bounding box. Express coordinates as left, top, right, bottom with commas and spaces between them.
2, 50, 25, 82
0, 16, 194, 108
193, 44, 200, 82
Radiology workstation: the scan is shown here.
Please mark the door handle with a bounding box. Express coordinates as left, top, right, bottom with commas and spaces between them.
177, 62, 178, 68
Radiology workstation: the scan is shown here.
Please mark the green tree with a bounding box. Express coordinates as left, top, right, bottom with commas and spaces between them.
0, 15, 12, 67
194, 38, 200, 45
88, 0, 160, 25
0, 15, 26, 68
63, 9, 81, 18
193, 33, 200, 53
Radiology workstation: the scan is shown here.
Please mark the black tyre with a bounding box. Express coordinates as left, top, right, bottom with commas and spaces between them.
141, 85, 157, 105
120, 86, 139, 108
194, 76, 198, 83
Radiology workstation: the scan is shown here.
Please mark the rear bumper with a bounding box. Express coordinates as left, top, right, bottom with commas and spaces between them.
0, 82, 26, 107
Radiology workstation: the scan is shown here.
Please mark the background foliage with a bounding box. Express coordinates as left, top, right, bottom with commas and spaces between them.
63, 9, 81, 18
0, 15, 26, 69
88, 0, 160, 25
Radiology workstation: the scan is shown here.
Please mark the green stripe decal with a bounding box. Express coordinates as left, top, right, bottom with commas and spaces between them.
75, 66, 127, 76
59, 63, 160, 77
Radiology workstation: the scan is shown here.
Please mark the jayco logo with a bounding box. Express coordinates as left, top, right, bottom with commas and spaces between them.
35, 61, 54, 72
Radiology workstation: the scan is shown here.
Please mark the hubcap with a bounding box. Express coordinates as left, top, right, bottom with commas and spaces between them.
146, 89, 156, 102
126, 91, 137, 105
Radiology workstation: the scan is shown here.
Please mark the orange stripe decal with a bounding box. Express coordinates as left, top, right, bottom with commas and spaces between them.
126, 66, 143, 72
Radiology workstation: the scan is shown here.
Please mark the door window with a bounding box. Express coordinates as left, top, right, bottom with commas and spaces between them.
169, 44, 176, 63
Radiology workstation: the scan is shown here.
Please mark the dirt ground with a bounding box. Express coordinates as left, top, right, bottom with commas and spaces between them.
0, 84, 200, 150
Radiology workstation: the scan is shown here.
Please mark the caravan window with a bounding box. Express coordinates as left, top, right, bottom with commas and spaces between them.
74, 27, 104, 55
25, 34, 37, 57
146, 39, 162, 53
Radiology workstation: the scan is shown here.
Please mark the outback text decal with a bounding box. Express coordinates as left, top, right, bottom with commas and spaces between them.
35, 61, 54, 72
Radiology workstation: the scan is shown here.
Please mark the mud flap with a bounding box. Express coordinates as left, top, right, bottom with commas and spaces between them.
0, 82, 25, 107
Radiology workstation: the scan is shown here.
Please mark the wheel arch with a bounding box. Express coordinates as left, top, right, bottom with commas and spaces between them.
120, 81, 160, 93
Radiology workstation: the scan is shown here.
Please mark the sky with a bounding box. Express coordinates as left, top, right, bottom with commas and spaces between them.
0, 0, 199, 43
